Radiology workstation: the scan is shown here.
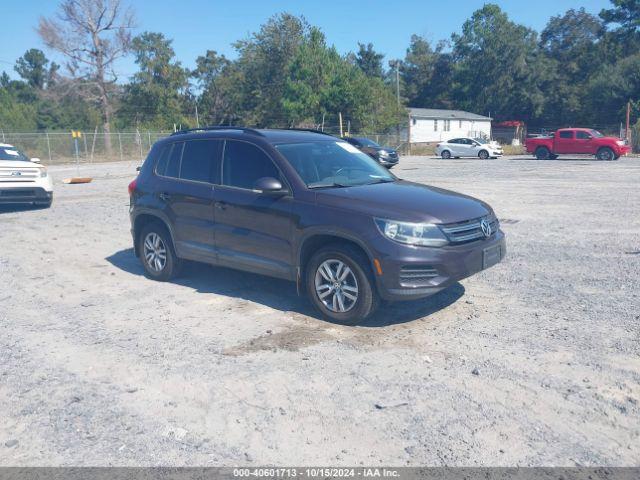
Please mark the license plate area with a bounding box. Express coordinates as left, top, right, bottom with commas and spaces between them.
483, 244, 501, 269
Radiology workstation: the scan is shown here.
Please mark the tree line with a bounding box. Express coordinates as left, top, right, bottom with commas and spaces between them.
0, 0, 638, 138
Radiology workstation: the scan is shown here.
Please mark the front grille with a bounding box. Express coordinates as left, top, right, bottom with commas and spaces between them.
440, 215, 499, 244
399, 265, 439, 287
0, 168, 39, 183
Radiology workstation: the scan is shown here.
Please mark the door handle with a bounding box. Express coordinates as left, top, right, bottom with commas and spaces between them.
215, 201, 227, 210
159, 192, 171, 201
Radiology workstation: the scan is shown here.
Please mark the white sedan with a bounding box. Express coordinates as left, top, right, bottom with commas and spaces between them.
0, 143, 53, 207
435, 137, 503, 159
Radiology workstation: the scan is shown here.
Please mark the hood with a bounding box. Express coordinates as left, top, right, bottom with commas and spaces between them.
315, 180, 492, 224
0, 160, 41, 169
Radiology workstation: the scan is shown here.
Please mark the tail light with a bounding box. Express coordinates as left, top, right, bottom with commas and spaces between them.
128, 178, 137, 196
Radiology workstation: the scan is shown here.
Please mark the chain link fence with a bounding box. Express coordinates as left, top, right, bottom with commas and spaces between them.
2, 126, 635, 164
0, 130, 172, 165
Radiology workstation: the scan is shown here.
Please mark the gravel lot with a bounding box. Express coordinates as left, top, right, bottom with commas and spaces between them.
1, 155, 639, 466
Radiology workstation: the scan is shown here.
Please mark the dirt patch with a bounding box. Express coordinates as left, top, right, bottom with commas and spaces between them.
222, 322, 338, 356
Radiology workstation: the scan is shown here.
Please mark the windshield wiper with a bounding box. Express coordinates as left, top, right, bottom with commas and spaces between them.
365, 178, 395, 185
307, 182, 351, 189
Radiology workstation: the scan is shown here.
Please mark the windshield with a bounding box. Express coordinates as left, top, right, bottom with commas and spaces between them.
0, 146, 30, 161
352, 137, 380, 147
590, 130, 604, 138
276, 141, 395, 188
474, 138, 489, 144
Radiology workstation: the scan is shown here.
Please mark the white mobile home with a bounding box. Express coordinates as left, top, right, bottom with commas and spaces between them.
408, 108, 492, 143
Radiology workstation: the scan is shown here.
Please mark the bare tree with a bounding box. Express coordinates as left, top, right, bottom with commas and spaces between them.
38, 0, 134, 155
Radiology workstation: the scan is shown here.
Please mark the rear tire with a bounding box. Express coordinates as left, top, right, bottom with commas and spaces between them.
441, 150, 451, 159
305, 244, 379, 325
138, 222, 181, 281
535, 147, 551, 160
596, 147, 615, 161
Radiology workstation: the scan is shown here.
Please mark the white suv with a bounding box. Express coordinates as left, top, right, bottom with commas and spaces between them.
0, 144, 53, 207
435, 137, 503, 159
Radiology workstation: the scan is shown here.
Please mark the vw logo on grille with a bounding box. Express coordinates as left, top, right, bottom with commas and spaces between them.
11, 171, 22, 176
480, 219, 492, 238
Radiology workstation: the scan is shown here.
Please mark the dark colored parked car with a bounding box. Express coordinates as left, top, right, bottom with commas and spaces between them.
343, 136, 399, 168
129, 127, 505, 324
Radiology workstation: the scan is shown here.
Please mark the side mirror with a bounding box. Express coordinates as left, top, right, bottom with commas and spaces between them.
253, 177, 286, 196
31, 157, 41, 163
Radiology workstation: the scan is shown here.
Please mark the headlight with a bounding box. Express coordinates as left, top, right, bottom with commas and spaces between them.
39, 168, 48, 178
378, 150, 389, 157
617, 140, 625, 146
375, 218, 448, 247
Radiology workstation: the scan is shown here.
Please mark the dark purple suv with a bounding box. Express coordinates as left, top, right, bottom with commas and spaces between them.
129, 127, 506, 324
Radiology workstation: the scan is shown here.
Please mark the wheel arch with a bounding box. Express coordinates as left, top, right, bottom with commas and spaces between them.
296, 230, 376, 295
132, 211, 176, 258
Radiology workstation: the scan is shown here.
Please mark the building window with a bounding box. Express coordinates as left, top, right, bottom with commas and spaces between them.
459, 120, 463, 128
412, 117, 416, 126
434, 119, 438, 131
444, 119, 451, 132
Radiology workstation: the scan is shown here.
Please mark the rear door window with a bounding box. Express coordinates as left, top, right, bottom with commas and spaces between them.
180, 139, 223, 183
559, 131, 573, 139
222, 140, 281, 190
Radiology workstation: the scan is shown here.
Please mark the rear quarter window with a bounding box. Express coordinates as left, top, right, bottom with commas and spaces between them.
164, 143, 184, 178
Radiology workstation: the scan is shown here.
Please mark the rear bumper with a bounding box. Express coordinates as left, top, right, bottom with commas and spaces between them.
374, 230, 506, 301
0, 186, 53, 204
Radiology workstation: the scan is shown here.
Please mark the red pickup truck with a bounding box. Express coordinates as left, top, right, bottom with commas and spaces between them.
526, 128, 631, 161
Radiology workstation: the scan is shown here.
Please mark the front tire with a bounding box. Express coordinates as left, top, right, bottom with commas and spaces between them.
138, 222, 181, 281
305, 244, 379, 324
478, 150, 489, 159
596, 147, 615, 161
441, 150, 451, 159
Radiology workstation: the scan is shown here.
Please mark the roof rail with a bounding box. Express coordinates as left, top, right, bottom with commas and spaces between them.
170, 126, 265, 137
285, 128, 335, 137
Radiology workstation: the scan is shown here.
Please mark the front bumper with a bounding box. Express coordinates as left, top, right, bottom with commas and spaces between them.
0, 186, 53, 204
617, 145, 632, 156
373, 230, 506, 301
378, 156, 399, 167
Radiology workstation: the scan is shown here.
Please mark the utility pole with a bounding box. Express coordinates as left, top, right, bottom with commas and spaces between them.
626, 101, 631, 143
339, 112, 343, 137
195, 104, 200, 128
395, 61, 400, 109
395, 60, 401, 146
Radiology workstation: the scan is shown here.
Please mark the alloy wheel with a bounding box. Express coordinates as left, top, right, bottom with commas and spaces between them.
314, 259, 359, 313
598, 149, 613, 161
143, 232, 167, 272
